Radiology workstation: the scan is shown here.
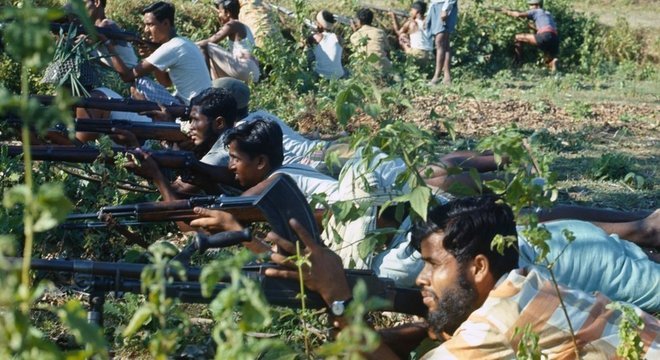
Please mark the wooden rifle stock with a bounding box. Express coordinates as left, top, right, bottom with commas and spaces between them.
5, 145, 236, 186
33, 95, 189, 118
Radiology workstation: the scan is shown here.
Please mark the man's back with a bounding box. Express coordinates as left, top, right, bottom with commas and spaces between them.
350, 25, 392, 71
422, 268, 660, 359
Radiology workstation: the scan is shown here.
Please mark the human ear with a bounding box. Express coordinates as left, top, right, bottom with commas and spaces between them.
470, 254, 491, 284
255, 154, 270, 171
214, 116, 226, 131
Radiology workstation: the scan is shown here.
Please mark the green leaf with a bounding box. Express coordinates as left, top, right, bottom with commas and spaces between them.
3, 184, 30, 208
58, 300, 108, 358
408, 186, 432, 221
33, 183, 73, 232
122, 306, 153, 337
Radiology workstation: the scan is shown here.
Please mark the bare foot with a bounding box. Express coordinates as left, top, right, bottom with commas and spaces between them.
549, 58, 558, 72
640, 209, 660, 249
429, 77, 440, 86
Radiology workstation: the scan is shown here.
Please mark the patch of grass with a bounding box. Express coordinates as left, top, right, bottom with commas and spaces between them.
590, 153, 632, 180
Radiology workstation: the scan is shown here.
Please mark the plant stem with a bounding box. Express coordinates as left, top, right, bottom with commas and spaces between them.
295, 241, 311, 357
20, 63, 35, 292
548, 268, 581, 359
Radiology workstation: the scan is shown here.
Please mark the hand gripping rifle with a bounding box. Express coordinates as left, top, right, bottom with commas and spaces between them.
62, 174, 323, 243
33, 95, 190, 119
5, 145, 236, 191
4, 117, 189, 143
19, 256, 425, 326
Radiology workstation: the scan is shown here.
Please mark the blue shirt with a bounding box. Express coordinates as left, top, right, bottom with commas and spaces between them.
527, 8, 557, 34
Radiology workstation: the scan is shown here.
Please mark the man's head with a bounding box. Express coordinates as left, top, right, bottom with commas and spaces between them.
216, 0, 240, 22
142, 1, 176, 44
188, 87, 237, 147
85, 0, 106, 20
527, 0, 542, 8
356, 8, 374, 27
316, 10, 336, 31
411, 1, 427, 18
224, 119, 283, 188
411, 196, 518, 336
212, 77, 250, 119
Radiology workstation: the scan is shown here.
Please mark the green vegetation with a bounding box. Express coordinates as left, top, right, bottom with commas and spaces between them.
0, 0, 657, 358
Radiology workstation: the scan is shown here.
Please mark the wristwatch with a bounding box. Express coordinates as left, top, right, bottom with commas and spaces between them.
330, 298, 353, 317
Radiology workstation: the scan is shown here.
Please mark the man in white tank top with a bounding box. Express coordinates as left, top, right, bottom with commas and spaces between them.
307, 10, 345, 79
390, 1, 433, 64
197, 0, 260, 83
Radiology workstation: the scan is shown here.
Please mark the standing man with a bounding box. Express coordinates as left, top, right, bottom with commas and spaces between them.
427, 0, 458, 85
349, 8, 393, 74
104, 1, 211, 104
500, 0, 559, 72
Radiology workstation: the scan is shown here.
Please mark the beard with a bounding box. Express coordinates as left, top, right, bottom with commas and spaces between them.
426, 270, 478, 337
193, 126, 221, 159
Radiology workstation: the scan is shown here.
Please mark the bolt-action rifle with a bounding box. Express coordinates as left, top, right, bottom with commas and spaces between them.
364, 4, 408, 19
33, 95, 190, 119
49, 22, 159, 48
5, 145, 237, 191
266, 3, 351, 28
265, 3, 317, 30
4, 117, 189, 143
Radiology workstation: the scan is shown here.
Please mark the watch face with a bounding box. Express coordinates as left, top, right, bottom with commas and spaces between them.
331, 301, 345, 316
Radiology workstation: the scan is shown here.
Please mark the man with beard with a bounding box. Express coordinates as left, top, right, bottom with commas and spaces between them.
263, 197, 660, 358
125, 87, 239, 199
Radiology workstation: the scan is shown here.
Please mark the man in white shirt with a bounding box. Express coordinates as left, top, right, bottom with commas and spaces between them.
104, 1, 211, 104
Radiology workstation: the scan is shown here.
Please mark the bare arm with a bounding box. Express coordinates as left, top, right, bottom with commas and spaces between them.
198, 22, 235, 46
106, 41, 156, 82
503, 10, 529, 18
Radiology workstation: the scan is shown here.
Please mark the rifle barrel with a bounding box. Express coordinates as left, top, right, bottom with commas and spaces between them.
49, 22, 158, 47
23, 257, 426, 315
365, 4, 408, 18
32, 95, 189, 118
74, 118, 189, 142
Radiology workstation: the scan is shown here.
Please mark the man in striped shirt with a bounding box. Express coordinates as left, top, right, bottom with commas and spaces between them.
265, 196, 660, 359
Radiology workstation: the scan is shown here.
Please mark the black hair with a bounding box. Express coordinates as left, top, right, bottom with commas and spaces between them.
218, 0, 240, 18
411, 196, 519, 280
356, 8, 374, 26
412, 1, 427, 14
224, 118, 284, 168
190, 87, 238, 128
142, 1, 175, 25
321, 10, 336, 24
